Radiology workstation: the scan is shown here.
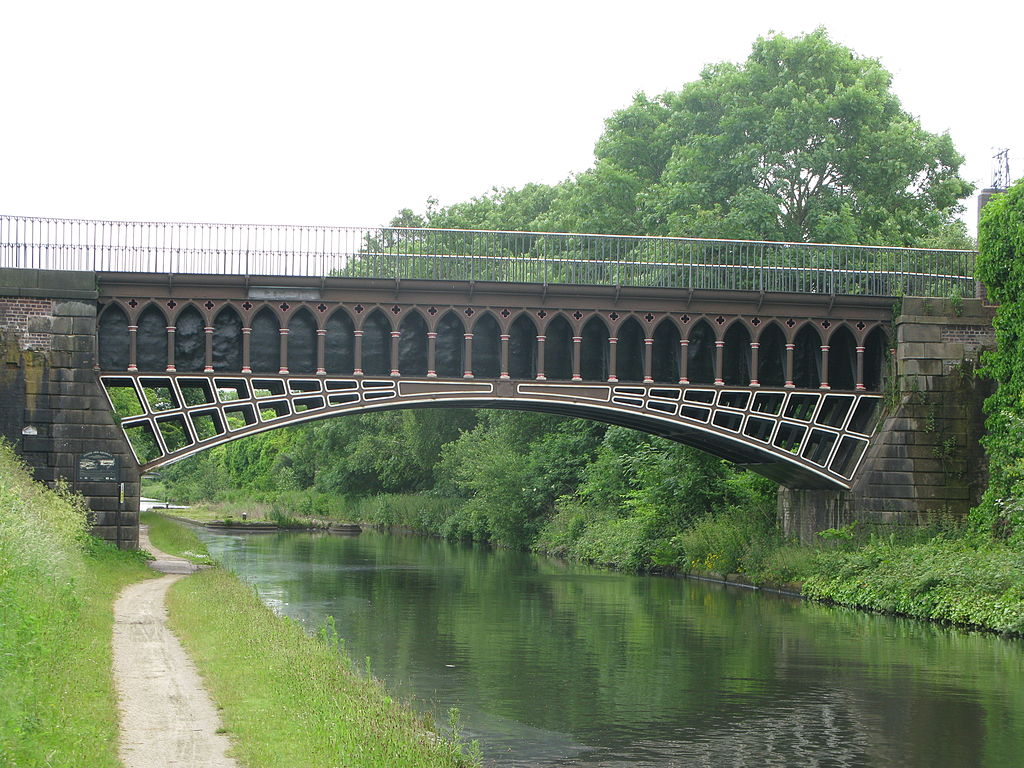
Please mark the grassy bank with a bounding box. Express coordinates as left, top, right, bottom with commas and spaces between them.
0, 443, 154, 767
140, 510, 212, 564
166, 567, 478, 767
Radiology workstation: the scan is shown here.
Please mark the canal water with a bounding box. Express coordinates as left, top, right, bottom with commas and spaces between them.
198, 528, 1024, 767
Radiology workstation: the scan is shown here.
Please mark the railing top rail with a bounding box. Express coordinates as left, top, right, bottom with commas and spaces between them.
0, 213, 977, 255
0, 213, 977, 298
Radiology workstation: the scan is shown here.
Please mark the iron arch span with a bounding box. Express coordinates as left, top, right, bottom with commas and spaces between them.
101, 373, 882, 490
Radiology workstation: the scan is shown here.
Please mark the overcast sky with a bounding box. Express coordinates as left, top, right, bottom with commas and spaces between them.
2, 1, 1020, 237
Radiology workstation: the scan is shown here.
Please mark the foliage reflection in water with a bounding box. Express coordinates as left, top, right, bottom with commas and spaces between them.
197, 529, 1024, 767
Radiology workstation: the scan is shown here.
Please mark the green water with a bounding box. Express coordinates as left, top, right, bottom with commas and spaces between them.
198, 529, 1024, 767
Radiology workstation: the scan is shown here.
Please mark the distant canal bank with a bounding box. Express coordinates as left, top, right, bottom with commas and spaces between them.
197, 527, 1024, 768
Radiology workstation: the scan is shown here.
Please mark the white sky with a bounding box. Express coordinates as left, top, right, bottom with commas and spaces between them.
1, 0, 1021, 237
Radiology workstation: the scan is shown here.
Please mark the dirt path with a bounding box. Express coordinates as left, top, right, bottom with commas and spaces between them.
112, 526, 238, 768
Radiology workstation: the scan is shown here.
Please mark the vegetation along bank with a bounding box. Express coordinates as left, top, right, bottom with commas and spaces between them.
151, 31, 1024, 636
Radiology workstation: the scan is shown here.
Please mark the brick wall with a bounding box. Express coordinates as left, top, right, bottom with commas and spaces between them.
0, 297, 55, 351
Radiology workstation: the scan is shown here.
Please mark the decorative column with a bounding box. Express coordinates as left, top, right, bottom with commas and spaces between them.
390, 331, 401, 377
571, 335, 582, 381
165, 326, 176, 372
643, 337, 654, 383
820, 345, 830, 389
678, 339, 689, 384
855, 345, 866, 391
203, 325, 215, 372
127, 325, 138, 371
463, 333, 474, 378
714, 339, 725, 385
316, 329, 327, 375
607, 336, 618, 382
353, 329, 364, 376
278, 328, 289, 375
749, 342, 760, 387
241, 326, 252, 373
535, 335, 546, 380
426, 332, 437, 378
500, 333, 510, 380
784, 343, 795, 388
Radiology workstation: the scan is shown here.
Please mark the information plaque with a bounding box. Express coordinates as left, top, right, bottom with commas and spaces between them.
78, 451, 120, 483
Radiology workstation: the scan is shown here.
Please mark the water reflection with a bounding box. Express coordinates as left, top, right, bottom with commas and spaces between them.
198, 529, 1024, 767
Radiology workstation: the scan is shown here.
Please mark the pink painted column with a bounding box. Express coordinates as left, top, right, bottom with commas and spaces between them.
678, 339, 688, 384
500, 333, 510, 380
352, 329, 364, 376
427, 332, 438, 377
784, 343, 795, 388
535, 335, 546, 380
241, 326, 252, 373
820, 344, 831, 390
463, 333, 474, 378
127, 325, 138, 371
278, 328, 289, 375
607, 336, 618, 382
571, 335, 582, 381
203, 325, 215, 372
316, 329, 327, 375
165, 326, 176, 372
749, 342, 760, 387
390, 330, 401, 377
855, 345, 866, 390
714, 340, 724, 385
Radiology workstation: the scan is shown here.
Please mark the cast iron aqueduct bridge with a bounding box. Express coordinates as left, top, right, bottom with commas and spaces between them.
0, 215, 992, 548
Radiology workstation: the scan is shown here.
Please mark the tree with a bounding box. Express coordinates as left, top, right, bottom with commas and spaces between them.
599, 28, 973, 245
411, 28, 972, 248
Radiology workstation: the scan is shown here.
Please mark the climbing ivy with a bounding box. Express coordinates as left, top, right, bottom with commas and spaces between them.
975, 179, 1024, 542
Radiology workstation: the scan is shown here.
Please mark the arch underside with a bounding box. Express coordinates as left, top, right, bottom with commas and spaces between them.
101, 373, 882, 489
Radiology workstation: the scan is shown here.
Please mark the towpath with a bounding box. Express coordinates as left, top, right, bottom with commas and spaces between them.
111, 526, 238, 768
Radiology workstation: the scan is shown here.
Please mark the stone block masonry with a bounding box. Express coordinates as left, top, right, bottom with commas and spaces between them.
0, 270, 140, 549
781, 297, 996, 541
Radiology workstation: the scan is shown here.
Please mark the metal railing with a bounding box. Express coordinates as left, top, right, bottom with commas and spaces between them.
0, 214, 977, 297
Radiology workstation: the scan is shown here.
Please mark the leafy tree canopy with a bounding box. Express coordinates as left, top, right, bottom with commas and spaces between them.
409, 28, 972, 247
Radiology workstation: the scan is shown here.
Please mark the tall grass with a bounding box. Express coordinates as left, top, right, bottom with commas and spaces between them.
0, 442, 153, 766
167, 568, 479, 767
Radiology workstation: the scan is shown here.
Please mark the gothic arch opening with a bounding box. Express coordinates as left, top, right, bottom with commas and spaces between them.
472, 313, 501, 379
325, 309, 355, 375
793, 324, 822, 389
757, 323, 786, 387
213, 306, 242, 372
652, 319, 680, 384
287, 308, 318, 375
435, 312, 464, 378
399, 311, 428, 376
361, 309, 392, 376
545, 315, 573, 381
723, 322, 751, 386
828, 326, 857, 391
250, 307, 280, 374
98, 304, 129, 370
173, 306, 206, 372
864, 326, 888, 392
509, 314, 537, 380
616, 317, 645, 383
687, 319, 716, 385
137, 305, 168, 372
580, 316, 609, 382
